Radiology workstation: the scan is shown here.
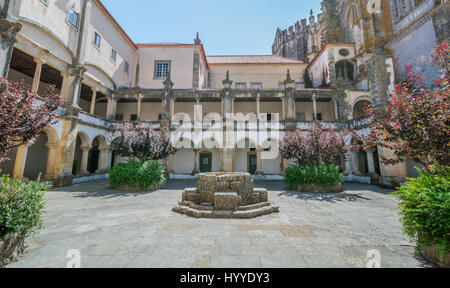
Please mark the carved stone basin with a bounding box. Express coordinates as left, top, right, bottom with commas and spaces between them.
172, 172, 279, 219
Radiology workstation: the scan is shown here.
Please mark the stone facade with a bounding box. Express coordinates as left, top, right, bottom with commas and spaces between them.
0, 0, 446, 188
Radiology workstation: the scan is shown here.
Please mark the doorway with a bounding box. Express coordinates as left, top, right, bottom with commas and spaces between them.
200, 152, 212, 173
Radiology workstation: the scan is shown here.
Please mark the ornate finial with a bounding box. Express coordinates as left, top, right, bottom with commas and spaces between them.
283, 70, 295, 89
310, 9, 314, 17
222, 71, 233, 88
163, 72, 173, 90
194, 32, 201, 45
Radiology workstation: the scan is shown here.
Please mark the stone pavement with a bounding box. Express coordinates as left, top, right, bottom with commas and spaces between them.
7, 180, 432, 268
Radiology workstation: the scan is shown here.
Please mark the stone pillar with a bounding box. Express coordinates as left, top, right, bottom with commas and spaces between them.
43, 143, 59, 180
333, 99, 339, 121
136, 94, 143, 121
89, 87, 97, 115
12, 144, 28, 178
0, 0, 22, 77
343, 154, 351, 176
32, 58, 45, 93
79, 145, 91, 175
378, 147, 407, 188
168, 154, 175, 174
53, 118, 80, 186
192, 149, 199, 175
256, 93, 261, 118
351, 151, 362, 176
366, 149, 376, 175
222, 71, 234, 172
65, 65, 86, 108
106, 95, 117, 120
281, 98, 286, 120
312, 93, 318, 121
283, 70, 296, 129
256, 148, 263, 175
96, 145, 111, 174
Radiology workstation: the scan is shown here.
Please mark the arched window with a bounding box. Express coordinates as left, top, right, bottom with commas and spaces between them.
335, 60, 355, 82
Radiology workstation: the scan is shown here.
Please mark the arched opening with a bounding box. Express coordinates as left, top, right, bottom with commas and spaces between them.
88, 136, 105, 174
335, 60, 355, 82
234, 138, 257, 173
23, 133, 49, 180
72, 132, 90, 176
353, 99, 371, 119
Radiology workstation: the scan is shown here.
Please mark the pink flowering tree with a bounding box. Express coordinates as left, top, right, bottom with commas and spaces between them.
280, 123, 348, 166
110, 122, 176, 162
0, 78, 62, 162
355, 43, 449, 172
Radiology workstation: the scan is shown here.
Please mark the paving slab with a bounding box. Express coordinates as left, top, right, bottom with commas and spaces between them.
6, 180, 432, 268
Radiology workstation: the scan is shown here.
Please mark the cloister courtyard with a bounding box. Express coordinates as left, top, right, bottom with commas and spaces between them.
7, 180, 432, 268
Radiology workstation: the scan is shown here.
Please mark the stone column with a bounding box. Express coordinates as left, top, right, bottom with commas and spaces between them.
366, 149, 376, 175
79, 145, 91, 175
89, 87, 97, 115
12, 144, 28, 178
343, 154, 351, 176
96, 145, 111, 174
0, 0, 22, 77
281, 98, 286, 120
333, 99, 339, 121
43, 143, 59, 180
192, 149, 199, 175
222, 71, 234, 172
312, 93, 318, 121
168, 154, 175, 174
106, 96, 117, 120
256, 148, 263, 175
256, 93, 261, 118
32, 58, 45, 93
136, 94, 143, 121
351, 151, 362, 176
283, 70, 296, 129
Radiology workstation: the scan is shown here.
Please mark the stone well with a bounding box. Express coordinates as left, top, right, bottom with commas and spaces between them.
172, 172, 279, 219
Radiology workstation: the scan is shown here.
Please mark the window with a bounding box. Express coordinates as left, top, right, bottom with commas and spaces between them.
154, 61, 170, 79
279, 83, 286, 89
115, 114, 123, 121
295, 82, 304, 89
314, 113, 323, 121
124, 61, 129, 73
267, 114, 273, 123
93, 32, 101, 49
296, 113, 305, 121
158, 114, 163, 121
130, 114, 138, 121
111, 49, 117, 63
235, 83, 247, 89
67, 10, 79, 28
250, 83, 262, 89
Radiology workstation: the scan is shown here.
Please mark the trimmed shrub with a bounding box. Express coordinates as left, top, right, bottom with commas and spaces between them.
0, 174, 48, 238
393, 167, 450, 259
285, 164, 343, 188
109, 160, 166, 190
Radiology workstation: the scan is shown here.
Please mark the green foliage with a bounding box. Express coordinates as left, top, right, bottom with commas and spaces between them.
285, 164, 343, 187
109, 160, 166, 190
393, 167, 450, 259
0, 174, 48, 238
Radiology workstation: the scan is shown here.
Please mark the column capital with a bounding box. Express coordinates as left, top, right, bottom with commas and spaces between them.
80, 145, 92, 151
33, 57, 47, 65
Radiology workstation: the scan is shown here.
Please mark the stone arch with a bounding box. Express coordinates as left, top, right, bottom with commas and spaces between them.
352, 98, 372, 119
335, 60, 355, 81
87, 135, 108, 174
85, 63, 116, 90
19, 18, 76, 63
260, 138, 282, 175
172, 138, 196, 174
72, 131, 91, 176
23, 132, 49, 180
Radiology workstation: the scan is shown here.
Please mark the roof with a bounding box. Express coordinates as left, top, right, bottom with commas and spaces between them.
207, 55, 305, 65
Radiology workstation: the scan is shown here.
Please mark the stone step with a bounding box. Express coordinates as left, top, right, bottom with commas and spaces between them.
237, 202, 271, 211
189, 203, 214, 211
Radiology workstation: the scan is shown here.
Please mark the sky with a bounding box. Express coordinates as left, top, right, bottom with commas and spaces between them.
101, 0, 323, 56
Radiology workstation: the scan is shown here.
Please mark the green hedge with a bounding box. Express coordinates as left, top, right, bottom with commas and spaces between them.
393, 167, 450, 259
285, 164, 343, 187
0, 175, 48, 238
109, 160, 166, 190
